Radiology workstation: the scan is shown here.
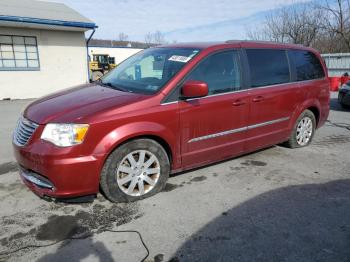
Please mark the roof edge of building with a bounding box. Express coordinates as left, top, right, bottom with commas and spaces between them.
0, 15, 97, 29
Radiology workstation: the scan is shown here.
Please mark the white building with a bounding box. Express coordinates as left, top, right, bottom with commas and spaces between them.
0, 0, 96, 99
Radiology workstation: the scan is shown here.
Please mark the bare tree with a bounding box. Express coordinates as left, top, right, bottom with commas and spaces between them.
144, 32, 153, 45
153, 31, 165, 45
247, 3, 324, 47
317, 0, 350, 51
118, 32, 129, 42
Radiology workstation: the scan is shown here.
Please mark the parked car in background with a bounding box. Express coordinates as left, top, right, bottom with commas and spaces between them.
338, 80, 350, 108
13, 41, 330, 203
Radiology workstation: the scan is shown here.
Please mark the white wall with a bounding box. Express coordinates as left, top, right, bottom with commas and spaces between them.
0, 27, 88, 99
88, 46, 142, 65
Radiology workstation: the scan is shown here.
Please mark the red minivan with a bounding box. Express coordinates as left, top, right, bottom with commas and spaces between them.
13, 41, 330, 202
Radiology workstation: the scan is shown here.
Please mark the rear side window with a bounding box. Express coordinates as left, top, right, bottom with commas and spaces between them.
246, 49, 290, 87
185, 50, 241, 95
290, 50, 325, 81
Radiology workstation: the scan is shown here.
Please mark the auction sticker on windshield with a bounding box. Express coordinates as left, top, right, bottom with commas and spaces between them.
168, 55, 192, 63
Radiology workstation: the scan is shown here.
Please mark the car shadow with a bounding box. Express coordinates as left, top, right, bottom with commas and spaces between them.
170, 179, 350, 262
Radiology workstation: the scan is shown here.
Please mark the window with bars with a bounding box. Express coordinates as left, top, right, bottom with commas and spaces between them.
0, 35, 40, 70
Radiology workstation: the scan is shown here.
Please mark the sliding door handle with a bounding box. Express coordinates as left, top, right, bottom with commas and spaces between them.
232, 99, 246, 106
252, 96, 264, 102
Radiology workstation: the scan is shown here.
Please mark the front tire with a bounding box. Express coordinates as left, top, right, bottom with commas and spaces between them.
285, 109, 316, 148
100, 139, 170, 202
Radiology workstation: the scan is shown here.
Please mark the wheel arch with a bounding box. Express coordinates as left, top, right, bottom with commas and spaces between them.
306, 106, 320, 126
93, 122, 178, 175
113, 134, 173, 166
289, 100, 321, 131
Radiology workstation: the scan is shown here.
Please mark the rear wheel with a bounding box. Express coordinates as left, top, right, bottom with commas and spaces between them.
340, 102, 350, 109
100, 139, 170, 202
285, 109, 316, 148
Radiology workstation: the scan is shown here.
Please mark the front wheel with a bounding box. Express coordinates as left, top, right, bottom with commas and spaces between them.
100, 139, 170, 202
285, 109, 316, 148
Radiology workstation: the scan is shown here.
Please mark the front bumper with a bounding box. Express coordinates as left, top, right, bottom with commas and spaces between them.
13, 137, 104, 199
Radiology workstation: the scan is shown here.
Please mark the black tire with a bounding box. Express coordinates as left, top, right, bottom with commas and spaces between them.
340, 102, 350, 109
100, 139, 170, 203
285, 109, 316, 148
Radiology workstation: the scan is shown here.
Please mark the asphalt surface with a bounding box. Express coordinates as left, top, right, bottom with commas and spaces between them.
0, 92, 349, 262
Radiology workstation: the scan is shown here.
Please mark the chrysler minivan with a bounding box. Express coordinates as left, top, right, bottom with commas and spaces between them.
13, 41, 330, 202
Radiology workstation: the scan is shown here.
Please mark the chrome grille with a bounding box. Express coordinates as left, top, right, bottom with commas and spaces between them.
13, 117, 39, 146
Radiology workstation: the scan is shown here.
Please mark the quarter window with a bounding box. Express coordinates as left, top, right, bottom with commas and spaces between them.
0, 35, 40, 70
185, 50, 241, 95
246, 49, 290, 87
290, 50, 325, 81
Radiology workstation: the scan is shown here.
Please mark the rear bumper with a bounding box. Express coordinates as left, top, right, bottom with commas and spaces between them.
13, 141, 104, 198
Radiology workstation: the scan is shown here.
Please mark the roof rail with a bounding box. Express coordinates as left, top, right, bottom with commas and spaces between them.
225, 40, 304, 47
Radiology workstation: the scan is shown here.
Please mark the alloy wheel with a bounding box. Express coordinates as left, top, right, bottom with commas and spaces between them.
296, 116, 313, 146
116, 150, 161, 196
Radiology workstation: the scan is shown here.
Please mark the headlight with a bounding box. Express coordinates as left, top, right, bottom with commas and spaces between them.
41, 123, 89, 147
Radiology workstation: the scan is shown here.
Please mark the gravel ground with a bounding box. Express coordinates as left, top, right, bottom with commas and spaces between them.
0, 92, 349, 262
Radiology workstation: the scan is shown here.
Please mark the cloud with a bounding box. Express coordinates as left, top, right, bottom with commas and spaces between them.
45, 0, 310, 41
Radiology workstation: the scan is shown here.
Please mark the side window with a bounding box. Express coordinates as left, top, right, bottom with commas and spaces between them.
290, 50, 325, 81
185, 50, 241, 95
246, 49, 290, 87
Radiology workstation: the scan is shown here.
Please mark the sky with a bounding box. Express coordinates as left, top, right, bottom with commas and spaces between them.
47, 0, 311, 42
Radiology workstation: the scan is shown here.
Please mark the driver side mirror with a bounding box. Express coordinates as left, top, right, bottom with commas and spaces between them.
181, 80, 208, 99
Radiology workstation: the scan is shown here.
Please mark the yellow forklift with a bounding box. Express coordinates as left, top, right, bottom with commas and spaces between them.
89, 54, 116, 81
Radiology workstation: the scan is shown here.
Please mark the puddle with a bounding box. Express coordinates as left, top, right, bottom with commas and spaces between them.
0, 162, 18, 175
190, 176, 207, 182
0, 202, 140, 252
36, 215, 87, 241
241, 160, 267, 167
163, 183, 181, 192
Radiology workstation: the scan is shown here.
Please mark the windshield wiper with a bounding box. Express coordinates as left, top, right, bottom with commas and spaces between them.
96, 80, 131, 93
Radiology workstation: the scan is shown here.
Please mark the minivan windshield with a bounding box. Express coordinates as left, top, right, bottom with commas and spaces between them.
100, 47, 201, 94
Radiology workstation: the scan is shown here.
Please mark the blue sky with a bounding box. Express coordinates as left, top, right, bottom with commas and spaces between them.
48, 0, 310, 42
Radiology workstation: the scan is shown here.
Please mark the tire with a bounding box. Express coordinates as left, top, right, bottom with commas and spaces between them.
100, 139, 170, 203
285, 109, 316, 148
340, 102, 350, 109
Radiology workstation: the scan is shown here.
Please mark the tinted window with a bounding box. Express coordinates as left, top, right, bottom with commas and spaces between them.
290, 50, 325, 81
246, 49, 290, 87
185, 51, 241, 95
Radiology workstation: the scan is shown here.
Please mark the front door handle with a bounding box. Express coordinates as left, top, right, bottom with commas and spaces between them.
252, 96, 264, 102
232, 99, 246, 106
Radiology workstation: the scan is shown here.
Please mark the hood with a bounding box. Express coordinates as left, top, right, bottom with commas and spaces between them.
24, 84, 148, 124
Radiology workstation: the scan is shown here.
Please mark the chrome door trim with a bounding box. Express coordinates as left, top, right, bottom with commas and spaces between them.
247, 117, 290, 130
188, 117, 290, 143
189, 126, 247, 143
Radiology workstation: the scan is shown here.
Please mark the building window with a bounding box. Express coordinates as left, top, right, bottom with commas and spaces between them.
0, 35, 40, 71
